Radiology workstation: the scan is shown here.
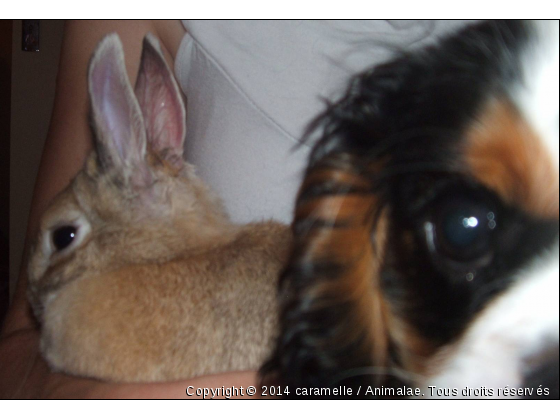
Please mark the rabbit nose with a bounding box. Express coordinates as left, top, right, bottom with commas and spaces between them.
521, 346, 559, 399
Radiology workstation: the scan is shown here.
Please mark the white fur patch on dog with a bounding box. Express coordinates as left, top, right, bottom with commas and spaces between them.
422, 242, 559, 398
513, 20, 559, 171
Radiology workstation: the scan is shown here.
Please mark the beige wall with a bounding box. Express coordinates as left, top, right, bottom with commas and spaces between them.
10, 20, 65, 299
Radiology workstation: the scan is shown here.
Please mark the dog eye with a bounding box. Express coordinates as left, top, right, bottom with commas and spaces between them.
428, 195, 497, 264
52, 226, 78, 251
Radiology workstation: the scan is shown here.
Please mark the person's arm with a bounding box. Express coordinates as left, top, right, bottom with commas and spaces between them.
0, 19, 259, 399
4, 20, 172, 335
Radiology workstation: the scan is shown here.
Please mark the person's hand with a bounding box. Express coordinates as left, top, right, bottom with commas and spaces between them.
0, 332, 259, 399
0, 292, 259, 399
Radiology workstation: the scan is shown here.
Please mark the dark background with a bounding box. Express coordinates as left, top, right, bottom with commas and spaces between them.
0, 20, 12, 324
0, 20, 12, 328
0, 20, 64, 329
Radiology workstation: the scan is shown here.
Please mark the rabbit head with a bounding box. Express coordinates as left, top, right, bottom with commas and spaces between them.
28, 34, 231, 320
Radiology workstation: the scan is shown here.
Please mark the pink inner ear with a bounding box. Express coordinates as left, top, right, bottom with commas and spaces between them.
89, 35, 152, 187
91, 42, 141, 164
135, 37, 186, 161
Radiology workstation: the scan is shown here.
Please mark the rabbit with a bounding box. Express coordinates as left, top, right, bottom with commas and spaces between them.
27, 33, 291, 383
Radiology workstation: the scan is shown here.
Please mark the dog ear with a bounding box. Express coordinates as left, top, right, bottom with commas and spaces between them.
88, 34, 153, 188
259, 54, 421, 393
260, 152, 394, 394
260, 58, 420, 396
134, 33, 186, 171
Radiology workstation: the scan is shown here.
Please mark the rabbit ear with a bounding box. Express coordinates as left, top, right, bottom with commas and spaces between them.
134, 33, 186, 171
88, 34, 153, 187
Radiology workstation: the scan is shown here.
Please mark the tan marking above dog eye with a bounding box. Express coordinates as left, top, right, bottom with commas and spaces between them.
464, 100, 559, 220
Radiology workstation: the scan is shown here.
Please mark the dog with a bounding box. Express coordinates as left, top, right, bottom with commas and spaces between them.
261, 20, 559, 399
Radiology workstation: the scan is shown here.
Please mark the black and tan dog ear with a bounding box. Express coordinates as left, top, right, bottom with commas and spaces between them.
261, 160, 392, 395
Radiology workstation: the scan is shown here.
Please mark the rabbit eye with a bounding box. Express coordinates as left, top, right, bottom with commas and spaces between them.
52, 226, 78, 251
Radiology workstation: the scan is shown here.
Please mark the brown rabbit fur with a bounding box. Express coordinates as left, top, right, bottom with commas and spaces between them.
27, 33, 291, 382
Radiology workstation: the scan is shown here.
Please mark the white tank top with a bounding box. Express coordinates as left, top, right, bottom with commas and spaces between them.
175, 20, 472, 224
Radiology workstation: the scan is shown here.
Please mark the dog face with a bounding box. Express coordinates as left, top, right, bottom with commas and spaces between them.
262, 21, 559, 398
